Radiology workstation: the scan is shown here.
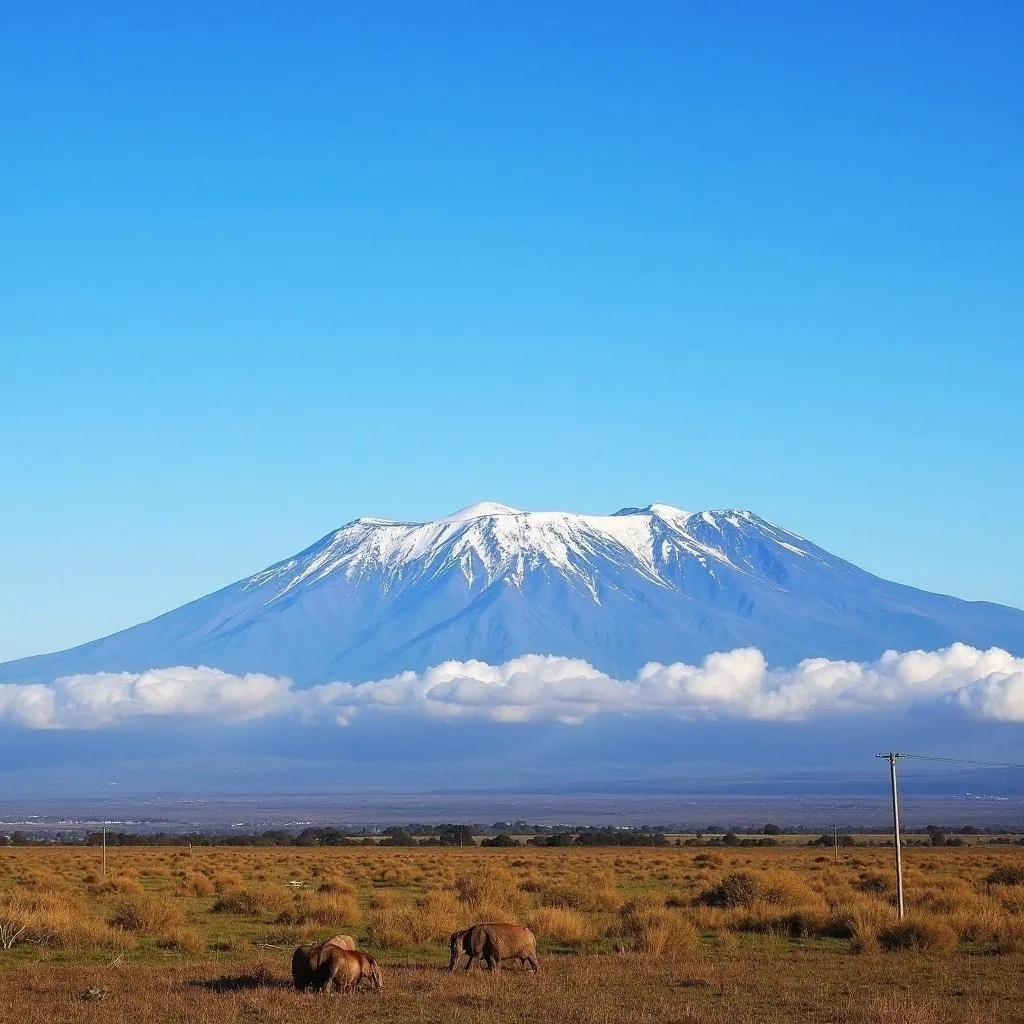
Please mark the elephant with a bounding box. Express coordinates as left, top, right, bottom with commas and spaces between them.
449, 923, 539, 972
291, 940, 380, 993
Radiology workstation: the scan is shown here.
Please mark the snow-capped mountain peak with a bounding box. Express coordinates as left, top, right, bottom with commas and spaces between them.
247, 503, 753, 602
439, 501, 524, 522
2, 501, 1021, 688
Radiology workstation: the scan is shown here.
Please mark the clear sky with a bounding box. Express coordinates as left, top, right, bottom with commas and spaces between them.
1, 0, 1022, 663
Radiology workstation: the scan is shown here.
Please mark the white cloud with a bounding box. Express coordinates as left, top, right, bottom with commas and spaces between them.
1, 644, 1023, 730
0, 666, 291, 729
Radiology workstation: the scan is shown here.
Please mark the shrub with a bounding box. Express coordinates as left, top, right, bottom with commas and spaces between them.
109, 893, 185, 934
1, 888, 128, 950
180, 873, 215, 897
453, 865, 527, 914
212, 886, 288, 918
731, 903, 830, 939
855, 872, 890, 897
366, 889, 465, 947
86, 876, 144, 898
316, 878, 357, 897
696, 870, 815, 910
877, 916, 957, 953
619, 899, 700, 956
278, 892, 361, 927
155, 926, 205, 953
828, 901, 898, 953
948, 905, 1010, 944
535, 878, 622, 913
481, 835, 518, 847
986, 865, 1024, 887
698, 873, 759, 908
525, 906, 598, 946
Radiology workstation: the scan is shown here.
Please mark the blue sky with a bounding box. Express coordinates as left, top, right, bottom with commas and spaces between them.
1, 0, 1022, 663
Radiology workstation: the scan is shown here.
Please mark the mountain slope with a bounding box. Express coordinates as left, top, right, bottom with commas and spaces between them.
2, 502, 1022, 685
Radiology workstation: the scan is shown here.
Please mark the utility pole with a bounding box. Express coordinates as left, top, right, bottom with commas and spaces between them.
876, 752, 905, 919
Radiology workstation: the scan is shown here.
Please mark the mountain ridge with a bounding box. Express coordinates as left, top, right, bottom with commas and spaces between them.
1, 502, 1021, 687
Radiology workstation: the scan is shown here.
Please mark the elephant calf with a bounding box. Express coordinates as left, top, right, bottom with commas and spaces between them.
449, 923, 539, 972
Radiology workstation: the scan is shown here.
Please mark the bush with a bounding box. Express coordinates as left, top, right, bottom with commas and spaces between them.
731, 903, 829, 939
854, 872, 890, 896
277, 892, 361, 927
453, 865, 527, 914
481, 835, 518, 847
108, 893, 184, 934
877, 917, 957, 953
365, 889, 464, 947
698, 873, 759, 908
180, 873, 215, 897
525, 906, 598, 946
535, 878, 622, 913
155, 926, 205, 953
697, 870, 816, 910
986, 865, 1024, 887
1, 888, 128, 950
619, 899, 700, 956
212, 886, 288, 918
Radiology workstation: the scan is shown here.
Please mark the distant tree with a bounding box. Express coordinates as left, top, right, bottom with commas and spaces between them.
720, 832, 741, 847
762, 824, 783, 835
546, 833, 576, 847
439, 825, 476, 847
380, 830, 418, 847
481, 834, 518, 847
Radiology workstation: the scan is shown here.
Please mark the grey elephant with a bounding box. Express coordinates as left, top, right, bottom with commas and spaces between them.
449, 923, 539, 972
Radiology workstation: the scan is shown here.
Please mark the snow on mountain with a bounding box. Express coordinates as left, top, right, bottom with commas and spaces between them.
1, 502, 1022, 687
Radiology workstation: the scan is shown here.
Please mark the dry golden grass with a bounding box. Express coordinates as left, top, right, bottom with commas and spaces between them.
277, 891, 361, 928
619, 896, 701, 955
108, 892, 185, 935
876, 915, 958, 952
2, 948, 1021, 1024
524, 906, 598, 946
0, 887, 128, 950
2, 842, 1024, 1020
211, 885, 288, 918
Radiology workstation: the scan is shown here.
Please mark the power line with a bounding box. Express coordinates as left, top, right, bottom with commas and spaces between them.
899, 754, 1024, 769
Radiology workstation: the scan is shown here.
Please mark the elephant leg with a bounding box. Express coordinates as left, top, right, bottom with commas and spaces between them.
527, 954, 539, 972
322, 965, 338, 995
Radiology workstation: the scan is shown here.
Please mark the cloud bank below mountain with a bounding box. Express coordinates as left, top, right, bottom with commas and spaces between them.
1, 644, 1023, 730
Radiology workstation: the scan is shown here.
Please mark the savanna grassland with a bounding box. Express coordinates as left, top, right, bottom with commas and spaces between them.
1, 843, 1024, 1023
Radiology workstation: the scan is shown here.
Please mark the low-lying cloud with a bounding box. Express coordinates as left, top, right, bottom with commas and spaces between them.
1, 643, 1022, 730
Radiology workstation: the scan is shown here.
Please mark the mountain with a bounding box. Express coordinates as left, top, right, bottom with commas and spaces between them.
2, 501, 1022, 686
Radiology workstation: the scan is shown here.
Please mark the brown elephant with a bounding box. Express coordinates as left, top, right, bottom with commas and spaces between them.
321, 947, 383, 994
448, 923, 539, 972
291, 940, 380, 993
